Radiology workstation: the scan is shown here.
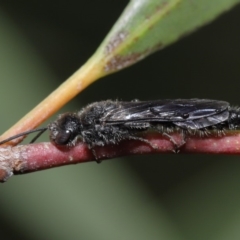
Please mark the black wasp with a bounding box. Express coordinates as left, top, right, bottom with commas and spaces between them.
0, 99, 239, 157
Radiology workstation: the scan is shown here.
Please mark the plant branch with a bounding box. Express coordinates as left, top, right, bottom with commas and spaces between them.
1, 132, 240, 182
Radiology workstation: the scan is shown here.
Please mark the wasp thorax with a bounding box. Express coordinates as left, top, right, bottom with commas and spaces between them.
48, 113, 81, 146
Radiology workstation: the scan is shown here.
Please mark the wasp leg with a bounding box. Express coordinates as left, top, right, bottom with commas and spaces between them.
127, 136, 159, 150
89, 147, 101, 164
92, 136, 159, 163
162, 131, 186, 153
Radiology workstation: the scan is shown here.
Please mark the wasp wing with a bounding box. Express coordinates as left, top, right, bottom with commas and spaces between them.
100, 99, 230, 129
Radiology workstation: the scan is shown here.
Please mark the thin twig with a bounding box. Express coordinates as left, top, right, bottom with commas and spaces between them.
1, 132, 240, 182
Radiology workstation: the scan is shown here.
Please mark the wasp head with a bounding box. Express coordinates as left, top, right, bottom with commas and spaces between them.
48, 113, 81, 146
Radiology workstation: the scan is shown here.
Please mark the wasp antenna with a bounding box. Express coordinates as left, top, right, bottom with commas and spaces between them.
30, 128, 48, 143
0, 127, 48, 145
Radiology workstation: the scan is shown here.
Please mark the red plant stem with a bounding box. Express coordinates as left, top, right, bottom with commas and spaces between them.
1, 132, 240, 182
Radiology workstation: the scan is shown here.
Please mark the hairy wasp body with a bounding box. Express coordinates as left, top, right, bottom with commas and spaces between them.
49, 99, 240, 149
1, 99, 240, 156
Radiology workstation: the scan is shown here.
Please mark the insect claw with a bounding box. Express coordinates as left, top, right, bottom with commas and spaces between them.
90, 148, 102, 163
162, 132, 186, 153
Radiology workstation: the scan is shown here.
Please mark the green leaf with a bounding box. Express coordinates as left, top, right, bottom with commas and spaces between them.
95, 0, 240, 75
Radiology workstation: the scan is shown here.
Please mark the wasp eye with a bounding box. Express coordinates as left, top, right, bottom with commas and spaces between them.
55, 130, 72, 145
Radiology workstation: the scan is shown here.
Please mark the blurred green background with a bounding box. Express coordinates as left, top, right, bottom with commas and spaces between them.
0, 1, 240, 240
